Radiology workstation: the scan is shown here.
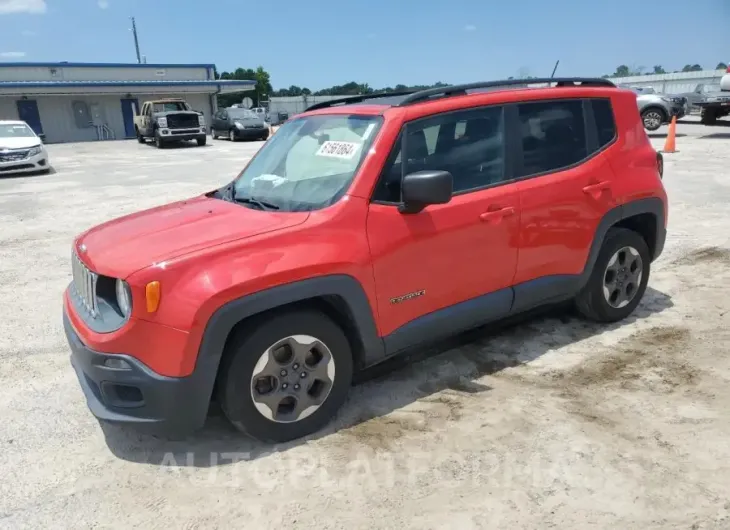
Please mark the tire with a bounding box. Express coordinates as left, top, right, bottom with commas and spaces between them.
211, 127, 218, 139
136, 128, 145, 144
575, 227, 650, 323
229, 129, 237, 142
700, 108, 718, 126
217, 309, 353, 442
197, 136, 207, 147
260, 132, 270, 141
641, 108, 666, 131
155, 133, 166, 149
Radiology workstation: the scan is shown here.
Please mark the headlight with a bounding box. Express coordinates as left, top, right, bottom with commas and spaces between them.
158, 117, 168, 128
234, 121, 244, 129
115, 279, 132, 317
198, 115, 205, 126
27, 145, 42, 156
660, 97, 671, 103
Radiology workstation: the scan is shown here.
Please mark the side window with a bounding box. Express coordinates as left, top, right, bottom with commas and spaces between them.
591, 98, 616, 148
372, 106, 505, 202
517, 99, 587, 178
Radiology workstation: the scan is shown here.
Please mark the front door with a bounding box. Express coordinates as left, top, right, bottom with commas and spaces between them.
16, 100, 43, 136
120, 98, 139, 138
511, 98, 618, 311
366, 104, 520, 354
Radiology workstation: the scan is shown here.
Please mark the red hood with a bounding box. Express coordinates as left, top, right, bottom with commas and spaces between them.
75, 195, 308, 278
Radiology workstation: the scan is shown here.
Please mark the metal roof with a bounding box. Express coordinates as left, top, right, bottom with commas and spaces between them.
0, 80, 254, 88
0, 61, 215, 69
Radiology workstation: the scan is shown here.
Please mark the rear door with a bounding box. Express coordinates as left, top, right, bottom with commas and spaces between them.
366, 104, 521, 352
511, 97, 618, 312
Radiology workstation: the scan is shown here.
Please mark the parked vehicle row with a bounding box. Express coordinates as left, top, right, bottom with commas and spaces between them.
63, 77, 668, 443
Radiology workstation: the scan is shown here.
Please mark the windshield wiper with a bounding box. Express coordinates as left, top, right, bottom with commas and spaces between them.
231, 188, 280, 210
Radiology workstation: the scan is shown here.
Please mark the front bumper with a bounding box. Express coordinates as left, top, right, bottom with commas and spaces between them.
0, 149, 49, 174
63, 308, 210, 435
158, 127, 206, 142
669, 104, 686, 119
233, 127, 269, 139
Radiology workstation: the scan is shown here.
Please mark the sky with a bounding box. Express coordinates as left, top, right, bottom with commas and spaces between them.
0, 0, 727, 91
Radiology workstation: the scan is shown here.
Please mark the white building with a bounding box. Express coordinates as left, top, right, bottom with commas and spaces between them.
609, 69, 726, 95
0, 62, 254, 143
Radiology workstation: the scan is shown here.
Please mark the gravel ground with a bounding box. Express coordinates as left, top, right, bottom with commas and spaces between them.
1, 118, 730, 529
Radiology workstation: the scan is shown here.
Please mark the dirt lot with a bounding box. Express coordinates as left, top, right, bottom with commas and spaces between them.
1, 119, 730, 529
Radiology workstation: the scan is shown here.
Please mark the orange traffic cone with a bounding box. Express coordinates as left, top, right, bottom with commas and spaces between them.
663, 116, 677, 153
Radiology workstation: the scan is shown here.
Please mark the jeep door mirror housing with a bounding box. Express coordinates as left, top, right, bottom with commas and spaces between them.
399, 170, 453, 214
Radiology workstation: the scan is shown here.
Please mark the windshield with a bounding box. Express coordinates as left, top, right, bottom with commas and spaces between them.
152, 102, 189, 112
231, 114, 382, 212
0, 123, 35, 138
229, 108, 258, 119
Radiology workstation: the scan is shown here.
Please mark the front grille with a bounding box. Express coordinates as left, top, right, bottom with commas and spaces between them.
72, 251, 98, 317
166, 114, 200, 129
0, 148, 30, 162
244, 124, 263, 129
0, 164, 34, 172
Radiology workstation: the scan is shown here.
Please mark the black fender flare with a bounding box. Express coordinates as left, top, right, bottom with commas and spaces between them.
578, 197, 666, 290
191, 274, 384, 403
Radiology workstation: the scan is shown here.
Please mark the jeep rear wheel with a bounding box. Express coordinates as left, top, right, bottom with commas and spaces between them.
575, 228, 650, 322
641, 108, 666, 131
217, 309, 353, 442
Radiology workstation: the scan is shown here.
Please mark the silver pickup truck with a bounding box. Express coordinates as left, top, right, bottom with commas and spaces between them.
692, 69, 730, 125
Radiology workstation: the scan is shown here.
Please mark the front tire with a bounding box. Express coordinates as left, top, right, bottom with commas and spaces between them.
575, 228, 650, 323
217, 309, 353, 443
155, 133, 166, 149
197, 136, 207, 146
641, 108, 666, 131
211, 127, 218, 139
229, 129, 237, 142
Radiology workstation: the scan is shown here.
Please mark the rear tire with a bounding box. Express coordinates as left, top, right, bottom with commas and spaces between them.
217, 309, 353, 443
700, 107, 718, 126
575, 228, 650, 323
136, 128, 145, 143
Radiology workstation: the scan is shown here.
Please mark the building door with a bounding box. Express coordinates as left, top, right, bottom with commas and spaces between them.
16, 100, 43, 136
120, 98, 139, 138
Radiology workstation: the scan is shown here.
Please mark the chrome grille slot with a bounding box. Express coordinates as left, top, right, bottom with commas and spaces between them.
72, 250, 98, 317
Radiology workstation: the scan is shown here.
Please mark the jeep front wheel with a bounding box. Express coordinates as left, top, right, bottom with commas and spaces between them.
217, 309, 353, 442
575, 227, 650, 323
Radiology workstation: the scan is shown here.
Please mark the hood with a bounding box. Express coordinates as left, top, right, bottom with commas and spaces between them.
0, 136, 41, 150
76, 195, 309, 279
234, 117, 265, 127
152, 110, 199, 117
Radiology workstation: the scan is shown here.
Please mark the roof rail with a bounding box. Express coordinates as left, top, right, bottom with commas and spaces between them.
304, 89, 418, 112
396, 77, 616, 106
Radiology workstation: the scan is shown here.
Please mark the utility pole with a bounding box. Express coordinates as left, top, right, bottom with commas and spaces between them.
130, 17, 141, 64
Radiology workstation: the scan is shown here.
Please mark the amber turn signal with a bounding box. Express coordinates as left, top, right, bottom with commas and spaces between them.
145, 281, 161, 313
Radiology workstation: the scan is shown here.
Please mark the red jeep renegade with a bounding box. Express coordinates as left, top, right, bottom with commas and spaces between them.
63, 78, 667, 442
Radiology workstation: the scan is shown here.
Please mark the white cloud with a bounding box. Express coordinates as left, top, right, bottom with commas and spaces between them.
21, 29, 36, 36
98, 0, 109, 8
464, 24, 476, 32
0, 0, 47, 15
0, 51, 27, 58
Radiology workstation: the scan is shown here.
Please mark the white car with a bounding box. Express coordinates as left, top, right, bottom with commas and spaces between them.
0, 120, 50, 175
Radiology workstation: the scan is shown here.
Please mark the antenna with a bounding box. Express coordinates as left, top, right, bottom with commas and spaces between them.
550, 60, 560, 78
130, 16, 142, 64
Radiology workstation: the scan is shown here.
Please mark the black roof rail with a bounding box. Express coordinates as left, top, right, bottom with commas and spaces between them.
396, 77, 616, 106
304, 89, 418, 112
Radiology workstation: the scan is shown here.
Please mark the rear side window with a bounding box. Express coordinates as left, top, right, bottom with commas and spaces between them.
591, 98, 617, 148
517, 99, 587, 177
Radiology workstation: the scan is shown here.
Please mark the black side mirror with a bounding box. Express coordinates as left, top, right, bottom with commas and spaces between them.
399, 170, 453, 214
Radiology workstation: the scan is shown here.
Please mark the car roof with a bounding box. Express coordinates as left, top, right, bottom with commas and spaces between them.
300, 77, 618, 117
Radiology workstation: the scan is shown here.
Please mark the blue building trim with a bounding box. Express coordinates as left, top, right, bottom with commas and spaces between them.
0, 62, 216, 69
0, 80, 254, 89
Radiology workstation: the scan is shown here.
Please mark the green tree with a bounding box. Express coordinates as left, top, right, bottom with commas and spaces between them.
681, 64, 703, 72
613, 65, 630, 77
652, 65, 666, 74
717, 62, 728, 70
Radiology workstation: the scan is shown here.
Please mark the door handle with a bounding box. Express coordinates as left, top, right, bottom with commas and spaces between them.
480, 206, 515, 222
582, 181, 611, 195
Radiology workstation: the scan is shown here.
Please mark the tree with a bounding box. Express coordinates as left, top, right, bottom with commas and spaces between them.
652, 65, 666, 74
681, 64, 703, 72
613, 65, 630, 77
717, 62, 728, 70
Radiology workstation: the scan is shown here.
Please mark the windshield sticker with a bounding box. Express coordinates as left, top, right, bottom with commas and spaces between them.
315, 140, 361, 160
361, 123, 376, 140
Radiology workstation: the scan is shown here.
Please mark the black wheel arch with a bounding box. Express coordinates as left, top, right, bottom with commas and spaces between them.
192, 274, 384, 407
578, 197, 666, 291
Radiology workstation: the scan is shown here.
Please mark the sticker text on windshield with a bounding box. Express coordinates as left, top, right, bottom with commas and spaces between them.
316, 141, 362, 160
